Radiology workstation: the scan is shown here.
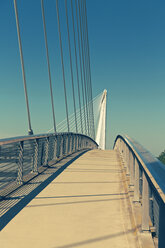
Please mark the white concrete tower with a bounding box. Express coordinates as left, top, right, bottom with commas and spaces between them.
95, 89, 107, 150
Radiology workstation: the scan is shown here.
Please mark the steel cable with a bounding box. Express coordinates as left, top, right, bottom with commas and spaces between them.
41, 0, 57, 133
77, 0, 90, 136
56, 0, 70, 132
13, 0, 33, 135
71, 0, 83, 134
65, 0, 78, 133
47, 91, 103, 134
75, 0, 87, 135
83, 0, 95, 139
80, 0, 91, 137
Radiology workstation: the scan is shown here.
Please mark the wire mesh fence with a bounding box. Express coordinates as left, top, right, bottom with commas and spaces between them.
0, 132, 98, 196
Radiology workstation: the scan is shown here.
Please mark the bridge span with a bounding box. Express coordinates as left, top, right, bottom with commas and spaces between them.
0, 149, 142, 248
1, 1, 165, 247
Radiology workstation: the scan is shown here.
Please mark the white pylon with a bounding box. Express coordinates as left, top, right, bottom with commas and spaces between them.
95, 89, 107, 150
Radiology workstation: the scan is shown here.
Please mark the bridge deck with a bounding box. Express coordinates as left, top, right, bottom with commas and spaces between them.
0, 150, 140, 248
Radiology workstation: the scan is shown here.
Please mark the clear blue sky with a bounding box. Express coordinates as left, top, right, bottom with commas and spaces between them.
0, 0, 165, 156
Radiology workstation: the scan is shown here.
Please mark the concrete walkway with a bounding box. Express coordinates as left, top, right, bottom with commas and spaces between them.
0, 150, 140, 248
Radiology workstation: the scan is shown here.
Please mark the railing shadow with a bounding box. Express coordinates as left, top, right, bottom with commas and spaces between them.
0, 149, 88, 231
53, 227, 140, 248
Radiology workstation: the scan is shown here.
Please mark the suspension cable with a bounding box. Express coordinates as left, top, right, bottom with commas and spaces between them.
47, 92, 101, 134
56, 0, 70, 132
82, 0, 93, 138
77, 0, 90, 136
83, 0, 95, 139
80, 0, 91, 137
65, 0, 78, 133
13, 0, 33, 135
41, 0, 56, 133
75, 0, 87, 135
71, 0, 83, 134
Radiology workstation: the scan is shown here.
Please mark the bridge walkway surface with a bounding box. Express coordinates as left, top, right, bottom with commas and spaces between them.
0, 150, 140, 248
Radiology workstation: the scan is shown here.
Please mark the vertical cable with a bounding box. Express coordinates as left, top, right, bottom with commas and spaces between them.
83, 0, 95, 139
71, 0, 83, 134
80, 0, 91, 137
82, 0, 92, 138
41, 0, 56, 133
77, 0, 90, 136
65, 0, 77, 133
75, 0, 87, 135
56, 0, 70, 132
13, 0, 33, 135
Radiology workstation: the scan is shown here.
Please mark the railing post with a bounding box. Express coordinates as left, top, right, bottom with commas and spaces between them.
17, 141, 23, 184
72, 135, 74, 152
77, 135, 79, 150
72, 135, 74, 153
142, 171, 150, 231
53, 136, 57, 160
78, 136, 81, 150
75, 135, 76, 151
33, 139, 39, 173
80, 136, 83, 149
130, 152, 134, 186
74, 135, 76, 152
126, 146, 130, 175
70, 134, 73, 154
56, 135, 59, 159
82, 137, 84, 149
80, 136, 82, 150
124, 143, 127, 169
44, 137, 49, 165
48, 137, 54, 161
76, 135, 78, 151
69, 135, 71, 154
60, 135, 63, 158
133, 158, 140, 202
71, 134, 73, 153
68, 134, 71, 154
65, 135, 68, 156
69, 135, 72, 154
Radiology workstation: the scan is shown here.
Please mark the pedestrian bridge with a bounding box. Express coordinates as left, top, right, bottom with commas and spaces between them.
0, 134, 164, 248
0, 148, 141, 248
1, 1, 165, 247
1, 149, 139, 248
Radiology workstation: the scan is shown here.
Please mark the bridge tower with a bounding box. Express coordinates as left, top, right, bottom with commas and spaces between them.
95, 89, 107, 150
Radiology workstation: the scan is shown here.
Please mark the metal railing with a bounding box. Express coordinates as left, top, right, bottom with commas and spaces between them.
114, 135, 165, 248
0, 132, 98, 196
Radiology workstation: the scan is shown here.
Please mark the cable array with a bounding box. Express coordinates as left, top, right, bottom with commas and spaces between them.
47, 92, 103, 134
41, 0, 57, 133
13, 0, 95, 140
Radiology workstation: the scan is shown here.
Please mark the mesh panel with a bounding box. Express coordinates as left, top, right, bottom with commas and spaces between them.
0, 143, 19, 190
0, 134, 97, 196
23, 140, 35, 176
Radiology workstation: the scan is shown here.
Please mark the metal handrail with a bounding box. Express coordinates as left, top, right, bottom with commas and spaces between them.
114, 135, 165, 248
0, 132, 98, 196
0, 132, 97, 146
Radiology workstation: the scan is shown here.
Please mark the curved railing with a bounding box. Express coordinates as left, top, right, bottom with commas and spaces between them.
114, 135, 165, 248
0, 132, 98, 196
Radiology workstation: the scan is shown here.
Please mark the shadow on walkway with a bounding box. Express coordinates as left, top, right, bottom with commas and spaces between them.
54, 227, 140, 248
0, 150, 88, 231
